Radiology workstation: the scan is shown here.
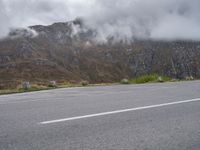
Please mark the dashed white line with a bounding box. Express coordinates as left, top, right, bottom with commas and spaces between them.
39, 98, 200, 125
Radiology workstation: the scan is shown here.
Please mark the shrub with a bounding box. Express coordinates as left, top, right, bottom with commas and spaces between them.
131, 74, 158, 84
80, 80, 89, 86
59, 81, 73, 88
160, 76, 171, 82
130, 74, 171, 84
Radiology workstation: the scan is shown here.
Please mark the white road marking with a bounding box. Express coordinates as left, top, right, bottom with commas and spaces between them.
40, 98, 200, 125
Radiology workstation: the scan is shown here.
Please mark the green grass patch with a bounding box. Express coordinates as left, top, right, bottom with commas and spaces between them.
130, 74, 171, 84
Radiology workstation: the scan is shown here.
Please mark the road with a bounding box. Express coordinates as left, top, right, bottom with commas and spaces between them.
0, 81, 200, 150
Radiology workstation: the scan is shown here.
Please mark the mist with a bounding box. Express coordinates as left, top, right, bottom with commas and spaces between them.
0, 0, 200, 41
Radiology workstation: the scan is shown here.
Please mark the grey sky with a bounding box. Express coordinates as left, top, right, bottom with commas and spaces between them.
0, 0, 200, 41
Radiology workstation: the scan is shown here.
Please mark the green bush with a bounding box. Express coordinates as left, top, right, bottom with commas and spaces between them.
160, 76, 171, 82
80, 80, 89, 86
130, 74, 171, 84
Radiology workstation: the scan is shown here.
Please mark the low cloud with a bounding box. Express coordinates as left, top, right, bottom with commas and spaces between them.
0, 0, 200, 41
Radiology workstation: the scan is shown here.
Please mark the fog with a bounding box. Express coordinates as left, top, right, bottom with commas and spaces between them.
0, 0, 200, 41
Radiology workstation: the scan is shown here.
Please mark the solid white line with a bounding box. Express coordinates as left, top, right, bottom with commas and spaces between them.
40, 98, 200, 125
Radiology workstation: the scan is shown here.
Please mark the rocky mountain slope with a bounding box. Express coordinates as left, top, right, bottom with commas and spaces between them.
0, 20, 200, 89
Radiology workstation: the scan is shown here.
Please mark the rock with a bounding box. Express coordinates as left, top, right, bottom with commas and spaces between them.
158, 76, 164, 82
48, 81, 57, 87
185, 76, 194, 80
121, 78, 129, 84
22, 82, 31, 90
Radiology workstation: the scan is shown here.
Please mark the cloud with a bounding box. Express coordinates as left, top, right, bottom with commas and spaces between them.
0, 0, 10, 37
0, 0, 200, 41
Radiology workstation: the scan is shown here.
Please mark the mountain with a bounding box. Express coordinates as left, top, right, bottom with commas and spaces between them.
0, 20, 200, 89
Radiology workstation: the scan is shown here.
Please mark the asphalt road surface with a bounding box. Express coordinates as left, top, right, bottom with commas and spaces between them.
0, 81, 200, 150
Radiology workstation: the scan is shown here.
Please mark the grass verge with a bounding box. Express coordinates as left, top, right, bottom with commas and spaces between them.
0, 75, 183, 95
130, 74, 171, 84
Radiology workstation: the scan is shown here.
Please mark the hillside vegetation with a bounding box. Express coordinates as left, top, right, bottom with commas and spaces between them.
0, 20, 199, 89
